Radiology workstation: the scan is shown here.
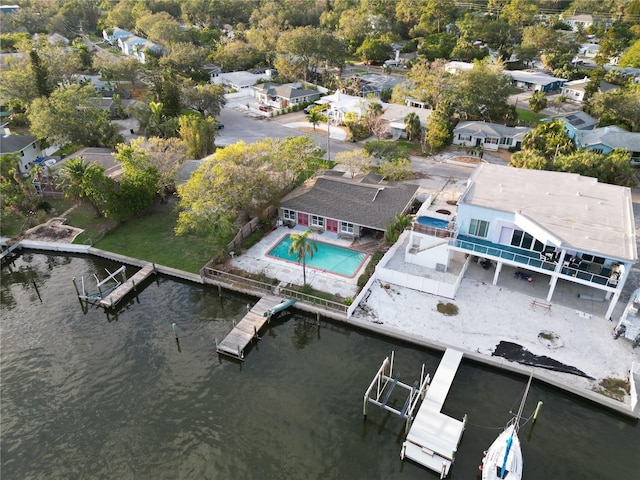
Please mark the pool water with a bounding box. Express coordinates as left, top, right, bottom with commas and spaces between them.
267, 234, 367, 277
416, 216, 450, 229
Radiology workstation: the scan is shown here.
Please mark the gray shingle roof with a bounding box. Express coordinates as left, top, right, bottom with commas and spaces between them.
454, 121, 530, 139
0, 134, 37, 154
281, 174, 419, 231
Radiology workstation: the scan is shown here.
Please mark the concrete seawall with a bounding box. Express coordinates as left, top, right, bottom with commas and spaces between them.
7, 240, 639, 419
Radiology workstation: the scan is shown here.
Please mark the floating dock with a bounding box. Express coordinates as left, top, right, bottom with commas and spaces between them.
216, 296, 294, 360
99, 263, 155, 308
401, 349, 467, 479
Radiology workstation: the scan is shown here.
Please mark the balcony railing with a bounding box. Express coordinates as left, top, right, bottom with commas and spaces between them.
450, 237, 616, 287
412, 223, 455, 238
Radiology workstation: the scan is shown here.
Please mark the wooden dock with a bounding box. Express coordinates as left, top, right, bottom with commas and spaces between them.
99, 263, 155, 308
216, 295, 284, 360
401, 349, 467, 479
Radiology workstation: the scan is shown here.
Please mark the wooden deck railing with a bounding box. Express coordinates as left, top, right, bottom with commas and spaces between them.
201, 267, 276, 293
278, 287, 349, 313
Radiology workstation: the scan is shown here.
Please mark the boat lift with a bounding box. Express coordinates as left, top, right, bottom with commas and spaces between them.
73, 265, 127, 306
363, 351, 431, 434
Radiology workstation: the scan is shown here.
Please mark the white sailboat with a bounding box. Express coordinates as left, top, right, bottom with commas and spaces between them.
480, 373, 533, 480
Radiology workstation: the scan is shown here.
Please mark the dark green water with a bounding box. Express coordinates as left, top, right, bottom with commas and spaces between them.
1, 253, 638, 480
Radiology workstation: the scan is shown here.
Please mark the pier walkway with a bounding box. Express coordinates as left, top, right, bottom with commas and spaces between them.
401, 349, 467, 479
99, 263, 155, 308
216, 295, 284, 360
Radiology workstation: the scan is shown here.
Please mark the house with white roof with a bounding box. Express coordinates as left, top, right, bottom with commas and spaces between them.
561, 77, 618, 104
444, 61, 474, 75
316, 90, 383, 125
212, 71, 271, 91
506, 70, 566, 92
0, 133, 41, 175
381, 105, 432, 139
562, 14, 594, 32
453, 121, 531, 151
395, 163, 636, 320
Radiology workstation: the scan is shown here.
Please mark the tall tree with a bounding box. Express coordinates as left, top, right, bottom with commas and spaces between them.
178, 115, 218, 159
29, 50, 52, 98
515, 120, 575, 164
117, 137, 187, 203
449, 60, 513, 121
404, 112, 422, 141
29, 84, 123, 147
182, 82, 227, 117
57, 157, 114, 218
528, 91, 548, 113
588, 85, 640, 132
288, 229, 318, 285
334, 149, 375, 178
176, 137, 322, 236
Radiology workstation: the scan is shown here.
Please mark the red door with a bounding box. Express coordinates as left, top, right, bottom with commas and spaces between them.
298, 213, 308, 226
326, 219, 338, 233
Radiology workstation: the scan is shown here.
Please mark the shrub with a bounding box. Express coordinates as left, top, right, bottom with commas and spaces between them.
357, 250, 384, 288
343, 297, 353, 306
436, 302, 458, 315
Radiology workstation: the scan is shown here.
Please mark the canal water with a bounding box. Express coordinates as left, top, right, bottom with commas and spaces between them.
1, 253, 638, 479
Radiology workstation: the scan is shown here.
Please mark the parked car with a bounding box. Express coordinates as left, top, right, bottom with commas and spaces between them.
259, 105, 273, 112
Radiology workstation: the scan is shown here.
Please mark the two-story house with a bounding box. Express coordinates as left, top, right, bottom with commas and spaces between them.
402, 163, 636, 320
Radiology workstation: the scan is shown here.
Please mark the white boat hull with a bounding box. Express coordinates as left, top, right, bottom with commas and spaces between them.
481, 424, 523, 480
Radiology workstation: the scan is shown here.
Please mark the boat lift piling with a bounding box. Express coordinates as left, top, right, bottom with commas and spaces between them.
363, 351, 431, 435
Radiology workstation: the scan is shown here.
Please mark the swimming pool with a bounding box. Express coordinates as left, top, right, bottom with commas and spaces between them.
416, 216, 450, 229
267, 234, 368, 277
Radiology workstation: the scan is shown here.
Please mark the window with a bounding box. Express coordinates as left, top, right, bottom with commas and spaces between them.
340, 222, 354, 234
510, 229, 544, 252
484, 138, 498, 144
469, 219, 489, 237
458, 134, 471, 141
499, 138, 513, 145
283, 209, 295, 221
311, 215, 324, 228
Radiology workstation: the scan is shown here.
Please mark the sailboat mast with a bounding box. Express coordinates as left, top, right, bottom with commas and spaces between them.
514, 372, 534, 434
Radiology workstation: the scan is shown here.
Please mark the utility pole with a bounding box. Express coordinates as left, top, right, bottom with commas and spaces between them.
326, 113, 331, 161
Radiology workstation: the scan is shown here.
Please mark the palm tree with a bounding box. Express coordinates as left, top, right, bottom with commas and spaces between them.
288, 229, 318, 285
58, 157, 108, 217
308, 110, 321, 130
404, 112, 421, 141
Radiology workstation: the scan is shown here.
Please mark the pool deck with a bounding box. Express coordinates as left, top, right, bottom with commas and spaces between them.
231, 226, 365, 297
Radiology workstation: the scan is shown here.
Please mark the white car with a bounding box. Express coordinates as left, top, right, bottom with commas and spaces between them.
44, 159, 57, 167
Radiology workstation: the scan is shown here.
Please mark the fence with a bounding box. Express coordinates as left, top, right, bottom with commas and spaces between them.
226, 206, 277, 252
279, 286, 349, 313
201, 266, 276, 294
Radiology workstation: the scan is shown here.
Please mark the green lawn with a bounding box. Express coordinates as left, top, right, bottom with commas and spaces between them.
516, 109, 547, 126
92, 199, 226, 273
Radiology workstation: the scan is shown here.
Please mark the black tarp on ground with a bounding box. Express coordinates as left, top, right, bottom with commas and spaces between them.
492, 341, 594, 379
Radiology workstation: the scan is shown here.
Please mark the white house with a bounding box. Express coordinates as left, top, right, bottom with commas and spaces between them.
381, 104, 433, 139
402, 163, 636, 320
0, 133, 41, 175
316, 90, 384, 125
561, 77, 617, 104
212, 71, 271, 90
506, 70, 566, 92
452, 121, 531, 151
562, 14, 594, 31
